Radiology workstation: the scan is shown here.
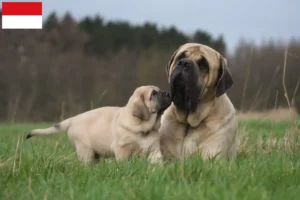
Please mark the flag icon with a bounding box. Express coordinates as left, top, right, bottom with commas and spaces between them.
2, 2, 42, 29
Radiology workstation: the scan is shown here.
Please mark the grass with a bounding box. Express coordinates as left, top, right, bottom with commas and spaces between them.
1, 120, 300, 200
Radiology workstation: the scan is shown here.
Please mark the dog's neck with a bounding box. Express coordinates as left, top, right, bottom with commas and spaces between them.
173, 102, 213, 127
172, 93, 223, 127
119, 106, 159, 135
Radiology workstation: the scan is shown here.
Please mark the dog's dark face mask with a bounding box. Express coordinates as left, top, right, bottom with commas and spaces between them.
151, 90, 172, 115
166, 44, 234, 114
170, 55, 209, 112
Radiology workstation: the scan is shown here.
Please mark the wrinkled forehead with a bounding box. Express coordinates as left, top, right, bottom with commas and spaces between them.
146, 85, 160, 92
175, 43, 221, 70
151, 85, 160, 91
136, 85, 160, 94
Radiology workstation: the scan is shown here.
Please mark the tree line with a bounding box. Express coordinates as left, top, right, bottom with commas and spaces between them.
0, 12, 299, 122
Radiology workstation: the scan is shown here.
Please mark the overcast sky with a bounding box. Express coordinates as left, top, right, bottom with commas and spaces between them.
2, 0, 299, 52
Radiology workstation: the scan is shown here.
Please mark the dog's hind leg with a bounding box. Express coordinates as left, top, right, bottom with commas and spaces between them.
75, 143, 96, 164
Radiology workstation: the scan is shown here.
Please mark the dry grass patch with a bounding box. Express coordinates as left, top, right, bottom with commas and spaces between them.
237, 107, 298, 122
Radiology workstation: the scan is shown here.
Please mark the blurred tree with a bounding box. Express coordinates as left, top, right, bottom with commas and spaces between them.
137, 22, 159, 48
159, 26, 188, 48
192, 30, 213, 44
1, 11, 298, 121
58, 12, 89, 52
44, 12, 59, 30
213, 35, 226, 56
79, 15, 104, 34
192, 30, 226, 55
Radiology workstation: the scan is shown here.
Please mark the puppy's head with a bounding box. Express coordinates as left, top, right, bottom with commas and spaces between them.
166, 43, 233, 112
130, 86, 171, 121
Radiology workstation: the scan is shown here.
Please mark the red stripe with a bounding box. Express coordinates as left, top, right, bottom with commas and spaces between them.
2, 2, 42, 15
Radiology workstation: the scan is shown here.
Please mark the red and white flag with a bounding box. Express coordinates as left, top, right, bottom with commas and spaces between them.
2, 1, 42, 29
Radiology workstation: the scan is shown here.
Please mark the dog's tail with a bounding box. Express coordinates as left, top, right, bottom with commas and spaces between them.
26, 118, 71, 139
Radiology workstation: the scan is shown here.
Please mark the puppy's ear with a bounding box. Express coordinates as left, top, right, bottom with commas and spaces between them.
132, 95, 150, 121
166, 49, 178, 78
215, 56, 233, 97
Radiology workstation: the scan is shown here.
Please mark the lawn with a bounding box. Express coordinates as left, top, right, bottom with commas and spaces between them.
1, 120, 300, 200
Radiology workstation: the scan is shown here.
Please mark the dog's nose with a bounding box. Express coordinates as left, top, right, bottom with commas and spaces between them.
177, 58, 193, 69
161, 92, 171, 99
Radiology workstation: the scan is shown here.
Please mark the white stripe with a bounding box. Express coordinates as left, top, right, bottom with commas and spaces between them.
2, 16, 42, 29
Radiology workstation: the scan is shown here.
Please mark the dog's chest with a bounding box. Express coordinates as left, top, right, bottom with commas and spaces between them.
120, 131, 159, 152
139, 131, 159, 150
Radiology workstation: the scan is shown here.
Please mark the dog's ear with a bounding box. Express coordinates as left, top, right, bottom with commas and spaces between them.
215, 56, 233, 97
166, 49, 179, 78
132, 94, 150, 121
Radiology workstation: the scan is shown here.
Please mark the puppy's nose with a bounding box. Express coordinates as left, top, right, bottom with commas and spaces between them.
177, 58, 193, 69
162, 92, 170, 98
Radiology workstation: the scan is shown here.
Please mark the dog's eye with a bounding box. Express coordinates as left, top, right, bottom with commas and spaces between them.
176, 52, 186, 63
177, 53, 186, 60
197, 57, 209, 71
151, 90, 158, 96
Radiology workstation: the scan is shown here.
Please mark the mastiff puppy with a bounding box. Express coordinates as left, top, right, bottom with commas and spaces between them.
27, 86, 171, 164
159, 43, 238, 160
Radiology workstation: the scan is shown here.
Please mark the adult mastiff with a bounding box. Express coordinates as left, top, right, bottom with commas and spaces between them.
159, 43, 238, 160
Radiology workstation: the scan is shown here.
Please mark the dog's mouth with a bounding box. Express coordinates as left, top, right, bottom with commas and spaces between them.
170, 66, 201, 112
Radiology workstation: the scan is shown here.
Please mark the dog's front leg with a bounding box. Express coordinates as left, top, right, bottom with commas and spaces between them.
114, 146, 133, 162
147, 149, 163, 164
159, 119, 186, 159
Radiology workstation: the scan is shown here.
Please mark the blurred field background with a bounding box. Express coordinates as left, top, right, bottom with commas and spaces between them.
0, 4, 299, 122
1, 0, 300, 199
